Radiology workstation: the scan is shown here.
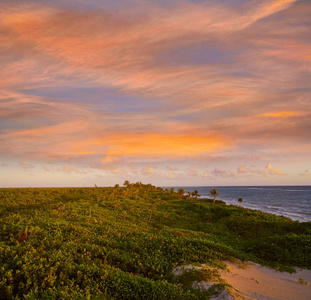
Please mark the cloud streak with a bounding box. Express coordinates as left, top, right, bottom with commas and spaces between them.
0, 0, 310, 186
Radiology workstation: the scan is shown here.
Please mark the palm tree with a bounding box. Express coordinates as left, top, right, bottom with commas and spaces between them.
186, 191, 192, 198
210, 188, 220, 203
177, 188, 185, 198
238, 198, 243, 206
191, 190, 201, 200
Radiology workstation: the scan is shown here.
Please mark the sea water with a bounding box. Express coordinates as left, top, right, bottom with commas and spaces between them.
170, 186, 311, 222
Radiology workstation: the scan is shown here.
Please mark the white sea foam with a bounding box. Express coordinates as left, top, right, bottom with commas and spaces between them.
170, 186, 311, 222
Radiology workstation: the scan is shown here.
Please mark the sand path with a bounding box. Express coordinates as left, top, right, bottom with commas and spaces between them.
216, 261, 311, 300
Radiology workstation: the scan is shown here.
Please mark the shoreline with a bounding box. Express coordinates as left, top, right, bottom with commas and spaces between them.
172, 185, 311, 223
218, 199, 308, 223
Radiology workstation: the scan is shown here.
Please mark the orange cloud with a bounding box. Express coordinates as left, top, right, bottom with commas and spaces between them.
92, 132, 233, 162
263, 0, 298, 15
266, 162, 288, 176
1, 0, 310, 187
0, 120, 97, 160
262, 111, 304, 118
1, 113, 232, 162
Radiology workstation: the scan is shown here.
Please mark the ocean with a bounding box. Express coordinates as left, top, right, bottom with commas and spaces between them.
170, 186, 311, 222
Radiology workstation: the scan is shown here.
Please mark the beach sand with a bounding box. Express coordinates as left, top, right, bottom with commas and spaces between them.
216, 261, 311, 300
173, 261, 311, 300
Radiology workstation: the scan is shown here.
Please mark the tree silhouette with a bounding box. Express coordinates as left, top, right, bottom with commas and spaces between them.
123, 180, 130, 187
210, 188, 220, 203
191, 190, 201, 200
238, 198, 243, 206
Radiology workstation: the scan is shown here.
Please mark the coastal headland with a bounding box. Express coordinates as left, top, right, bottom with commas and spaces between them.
0, 183, 310, 299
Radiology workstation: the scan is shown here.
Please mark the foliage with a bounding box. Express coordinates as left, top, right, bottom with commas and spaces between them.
209, 189, 220, 204
0, 184, 310, 299
191, 190, 201, 200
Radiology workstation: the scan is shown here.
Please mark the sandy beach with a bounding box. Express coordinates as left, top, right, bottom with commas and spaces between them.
216, 261, 311, 300
174, 261, 311, 300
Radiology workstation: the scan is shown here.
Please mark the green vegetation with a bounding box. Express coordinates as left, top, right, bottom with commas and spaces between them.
0, 183, 310, 299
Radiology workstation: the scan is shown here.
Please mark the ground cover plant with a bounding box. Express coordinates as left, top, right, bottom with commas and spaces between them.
0, 183, 310, 299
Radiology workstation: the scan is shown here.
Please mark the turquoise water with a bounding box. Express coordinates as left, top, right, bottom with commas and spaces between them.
170, 186, 311, 222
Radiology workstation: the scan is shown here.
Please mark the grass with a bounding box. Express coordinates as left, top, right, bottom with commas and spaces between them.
0, 183, 310, 299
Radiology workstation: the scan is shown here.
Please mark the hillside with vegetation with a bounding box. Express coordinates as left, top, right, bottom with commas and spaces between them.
0, 183, 310, 299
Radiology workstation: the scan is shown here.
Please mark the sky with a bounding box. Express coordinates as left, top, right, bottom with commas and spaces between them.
0, 0, 310, 187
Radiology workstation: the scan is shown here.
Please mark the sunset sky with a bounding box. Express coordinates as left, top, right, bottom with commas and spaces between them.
1, 0, 310, 187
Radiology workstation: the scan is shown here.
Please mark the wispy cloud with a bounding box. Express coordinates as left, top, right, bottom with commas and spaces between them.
261, 111, 305, 118
299, 170, 309, 177
57, 165, 87, 174
0, 0, 310, 186
19, 161, 34, 170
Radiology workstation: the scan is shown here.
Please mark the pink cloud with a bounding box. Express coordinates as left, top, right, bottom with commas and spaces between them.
0, 0, 310, 186
211, 168, 239, 178
237, 164, 251, 174
19, 161, 34, 170
57, 165, 87, 174
141, 165, 155, 176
